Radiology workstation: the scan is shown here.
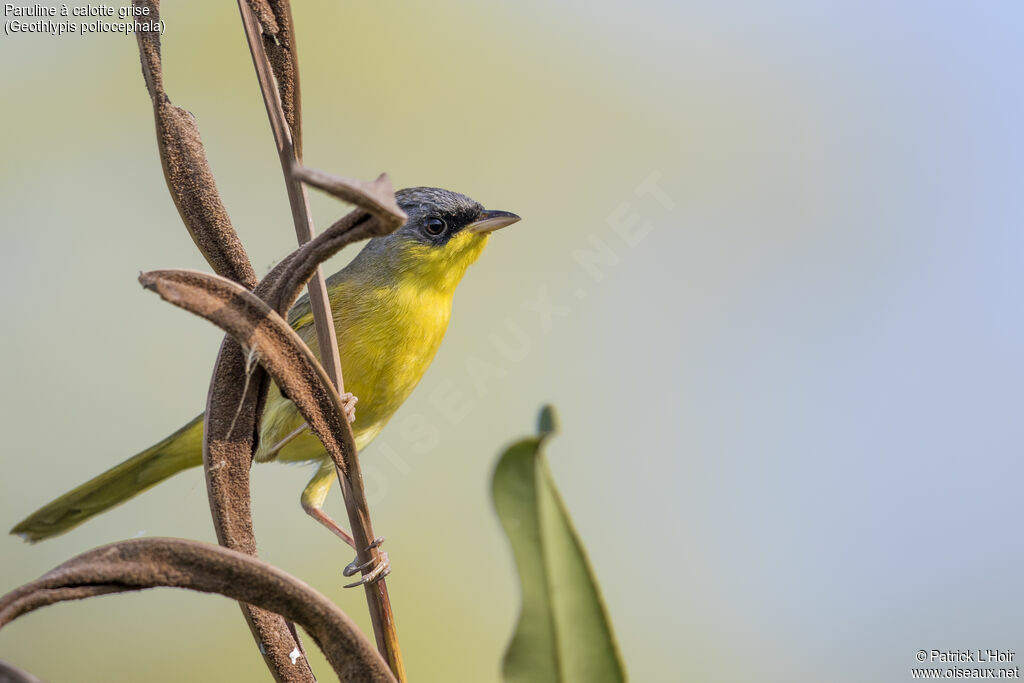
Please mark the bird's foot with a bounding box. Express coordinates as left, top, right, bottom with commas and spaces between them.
340, 392, 358, 424
343, 536, 389, 588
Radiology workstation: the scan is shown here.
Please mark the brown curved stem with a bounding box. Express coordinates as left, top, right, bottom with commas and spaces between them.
0, 539, 396, 682
140, 267, 405, 679
235, 1, 407, 678
132, 2, 314, 678
133, 0, 258, 290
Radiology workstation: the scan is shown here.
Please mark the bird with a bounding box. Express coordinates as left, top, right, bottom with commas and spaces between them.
11, 187, 520, 543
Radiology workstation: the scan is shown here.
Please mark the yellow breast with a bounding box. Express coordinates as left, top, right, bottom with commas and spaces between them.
257, 276, 452, 463
256, 229, 490, 463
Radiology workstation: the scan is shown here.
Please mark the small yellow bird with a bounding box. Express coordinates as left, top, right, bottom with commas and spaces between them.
12, 187, 520, 543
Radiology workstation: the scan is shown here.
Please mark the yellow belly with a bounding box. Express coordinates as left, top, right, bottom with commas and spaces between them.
256, 278, 451, 463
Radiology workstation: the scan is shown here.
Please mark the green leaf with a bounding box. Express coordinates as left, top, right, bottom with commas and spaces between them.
493, 405, 627, 683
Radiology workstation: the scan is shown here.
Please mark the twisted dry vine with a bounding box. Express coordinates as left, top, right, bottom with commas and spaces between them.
235, 1, 407, 676
0, 539, 395, 682
0, 0, 409, 680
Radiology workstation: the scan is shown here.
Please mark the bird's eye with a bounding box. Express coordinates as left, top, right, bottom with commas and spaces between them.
423, 217, 447, 236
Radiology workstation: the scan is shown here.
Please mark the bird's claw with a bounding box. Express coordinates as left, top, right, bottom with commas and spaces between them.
340, 392, 358, 424
343, 537, 389, 588
343, 552, 390, 588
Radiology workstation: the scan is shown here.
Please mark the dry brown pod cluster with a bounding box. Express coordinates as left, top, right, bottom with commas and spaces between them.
0, 1, 410, 680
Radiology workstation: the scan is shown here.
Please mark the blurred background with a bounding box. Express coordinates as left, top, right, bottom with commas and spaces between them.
2, 1, 1023, 681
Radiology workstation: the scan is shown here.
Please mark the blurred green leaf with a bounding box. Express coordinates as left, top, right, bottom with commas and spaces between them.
492, 405, 627, 683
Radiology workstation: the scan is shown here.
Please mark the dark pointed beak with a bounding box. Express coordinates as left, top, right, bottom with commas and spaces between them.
468, 209, 521, 234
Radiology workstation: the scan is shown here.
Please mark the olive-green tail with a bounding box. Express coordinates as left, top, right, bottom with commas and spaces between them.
10, 415, 204, 542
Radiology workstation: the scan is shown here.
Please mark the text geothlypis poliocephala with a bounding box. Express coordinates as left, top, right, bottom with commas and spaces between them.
12, 187, 520, 543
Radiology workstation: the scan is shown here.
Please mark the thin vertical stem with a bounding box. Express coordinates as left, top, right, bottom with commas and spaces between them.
235, 3, 405, 679
236, 3, 344, 392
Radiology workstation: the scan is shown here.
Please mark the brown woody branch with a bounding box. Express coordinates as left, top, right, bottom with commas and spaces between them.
140, 263, 405, 679
131, 0, 409, 677
243, 0, 303, 158
293, 168, 404, 222
259, 208, 399, 314
133, 0, 257, 290
140, 269, 360, 463
201, 340, 311, 681
0, 539, 395, 682
132, 3, 317, 679
190, 206, 395, 545
192, 195, 398, 683
235, 1, 407, 678
235, 0, 344, 394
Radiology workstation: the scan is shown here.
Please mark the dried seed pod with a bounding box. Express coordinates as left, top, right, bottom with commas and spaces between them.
0, 538, 395, 682
134, 0, 258, 289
